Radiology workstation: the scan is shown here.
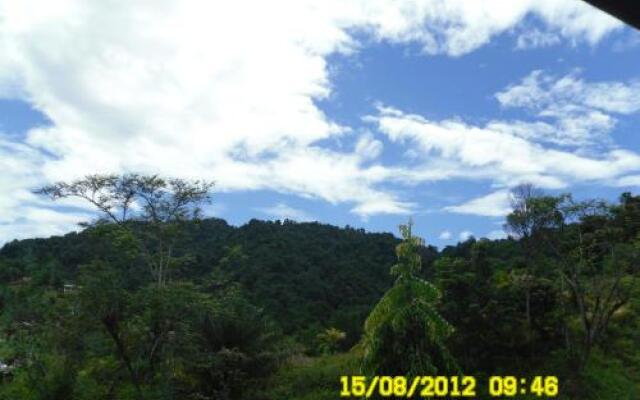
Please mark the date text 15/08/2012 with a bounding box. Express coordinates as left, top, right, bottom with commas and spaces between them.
340, 375, 559, 398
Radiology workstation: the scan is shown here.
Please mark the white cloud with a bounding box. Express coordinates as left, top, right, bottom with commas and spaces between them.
459, 230, 474, 241
497, 70, 640, 115
486, 229, 507, 240
438, 230, 452, 240
616, 175, 640, 187
0, 217, 81, 244
0, 0, 626, 242
516, 28, 561, 49
204, 202, 227, 217
495, 70, 640, 147
444, 190, 512, 217
368, 75, 640, 219
355, 133, 384, 160
256, 203, 313, 222
350, 0, 620, 56
371, 106, 640, 190
0, 137, 94, 244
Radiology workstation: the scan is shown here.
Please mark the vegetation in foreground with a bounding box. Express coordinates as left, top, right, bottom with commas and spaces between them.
0, 175, 638, 399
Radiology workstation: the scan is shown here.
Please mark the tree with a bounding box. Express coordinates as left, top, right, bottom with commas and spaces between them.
33, 174, 214, 398
361, 220, 457, 376
316, 327, 346, 355
76, 260, 143, 399
37, 174, 213, 287
555, 198, 639, 361
506, 191, 640, 364
504, 184, 565, 356
435, 239, 505, 370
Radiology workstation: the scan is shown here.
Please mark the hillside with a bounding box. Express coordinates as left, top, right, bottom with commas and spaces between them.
0, 191, 639, 399
0, 218, 417, 347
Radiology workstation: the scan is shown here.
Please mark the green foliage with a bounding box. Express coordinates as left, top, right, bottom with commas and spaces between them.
1, 218, 399, 349
0, 247, 283, 399
315, 327, 346, 355
361, 221, 458, 376
257, 352, 360, 400
37, 173, 214, 287
1, 188, 640, 400
578, 349, 640, 399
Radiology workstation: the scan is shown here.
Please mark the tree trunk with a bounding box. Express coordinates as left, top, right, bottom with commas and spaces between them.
102, 316, 144, 400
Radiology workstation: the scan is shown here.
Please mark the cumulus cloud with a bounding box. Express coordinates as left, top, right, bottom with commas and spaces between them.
495, 70, 640, 147
371, 106, 640, 190
355, 133, 384, 160
256, 203, 314, 222
350, 0, 620, 56
459, 230, 474, 241
616, 175, 640, 187
0, 137, 94, 242
486, 229, 507, 240
444, 190, 512, 217
438, 230, 452, 240
0, 0, 626, 241
370, 70, 640, 217
516, 28, 561, 49
496, 70, 640, 114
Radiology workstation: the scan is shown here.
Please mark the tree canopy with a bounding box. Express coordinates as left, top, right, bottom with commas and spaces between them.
1, 176, 639, 399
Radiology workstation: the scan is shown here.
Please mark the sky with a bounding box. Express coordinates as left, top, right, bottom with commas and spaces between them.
1, 0, 640, 248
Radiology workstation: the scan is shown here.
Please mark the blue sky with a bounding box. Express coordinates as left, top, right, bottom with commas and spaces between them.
1, 1, 640, 248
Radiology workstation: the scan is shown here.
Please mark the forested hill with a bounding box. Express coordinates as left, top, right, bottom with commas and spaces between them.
1, 191, 640, 399
0, 218, 437, 346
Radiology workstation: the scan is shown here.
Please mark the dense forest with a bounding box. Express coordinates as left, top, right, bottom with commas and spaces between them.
0, 175, 639, 399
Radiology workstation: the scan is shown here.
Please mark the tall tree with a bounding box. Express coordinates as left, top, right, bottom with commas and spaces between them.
505, 184, 565, 355
507, 190, 640, 363
361, 220, 457, 376
556, 197, 639, 361
37, 174, 213, 287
